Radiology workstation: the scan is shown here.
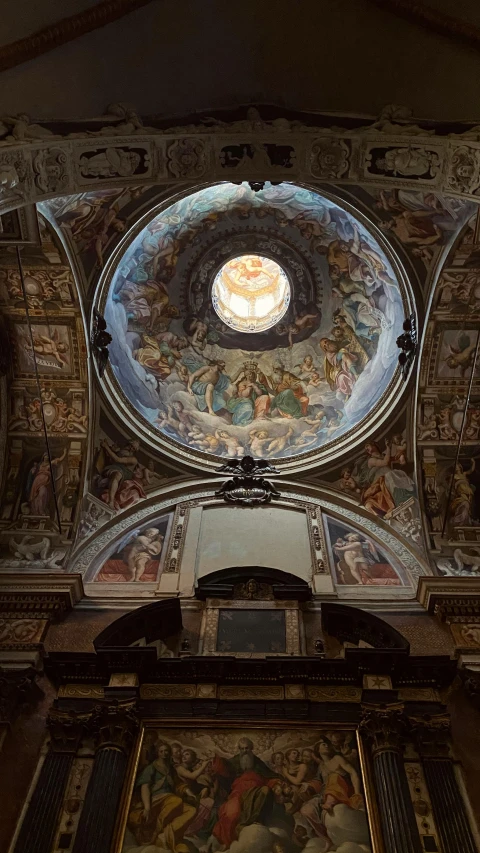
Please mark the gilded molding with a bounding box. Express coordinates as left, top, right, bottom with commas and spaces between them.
109, 673, 139, 688
398, 687, 440, 702
285, 684, 306, 700
307, 686, 362, 703
305, 505, 329, 574
195, 684, 217, 699
140, 684, 196, 700
59, 684, 105, 700
161, 501, 192, 575
218, 685, 285, 701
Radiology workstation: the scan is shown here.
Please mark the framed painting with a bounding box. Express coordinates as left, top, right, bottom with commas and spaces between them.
216, 608, 286, 654
115, 722, 379, 853
201, 600, 301, 656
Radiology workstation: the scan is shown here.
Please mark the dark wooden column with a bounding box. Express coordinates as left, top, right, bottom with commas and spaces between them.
415, 714, 477, 853
361, 706, 422, 853
72, 701, 139, 853
13, 709, 86, 853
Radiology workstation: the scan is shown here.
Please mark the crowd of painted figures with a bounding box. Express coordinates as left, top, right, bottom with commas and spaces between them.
123, 730, 370, 853
106, 184, 404, 460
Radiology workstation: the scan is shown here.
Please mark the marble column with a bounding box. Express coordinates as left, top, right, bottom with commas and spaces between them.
361, 706, 422, 853
13, 709, 86, 853
72, 702, 139, 853
416, 715, 477, 853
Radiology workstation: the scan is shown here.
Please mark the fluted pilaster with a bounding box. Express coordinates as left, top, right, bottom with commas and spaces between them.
415, 714, 477, 853
72, 701, 139, 853
361, 706, 422, 853
13, 709, 86, 853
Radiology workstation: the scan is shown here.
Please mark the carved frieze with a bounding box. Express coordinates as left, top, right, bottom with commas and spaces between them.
307, 686, 362, 703
2, 107, 480, 216
140, 684, 196, 700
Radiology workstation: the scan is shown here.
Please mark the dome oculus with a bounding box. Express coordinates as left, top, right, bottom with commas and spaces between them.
212, 254, 290, 333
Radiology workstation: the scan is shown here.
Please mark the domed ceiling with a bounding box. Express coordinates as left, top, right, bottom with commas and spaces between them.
100, 182, 411, 469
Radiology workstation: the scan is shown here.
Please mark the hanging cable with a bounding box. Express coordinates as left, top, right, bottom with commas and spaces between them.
16, 246, 62, 535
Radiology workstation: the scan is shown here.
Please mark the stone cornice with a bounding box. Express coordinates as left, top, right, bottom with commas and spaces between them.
417, 576, 480, 622
0, 572, 84, 619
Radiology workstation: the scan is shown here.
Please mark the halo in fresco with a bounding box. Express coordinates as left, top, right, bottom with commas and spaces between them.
103, 182, 408, 464
212, 254, 290, 333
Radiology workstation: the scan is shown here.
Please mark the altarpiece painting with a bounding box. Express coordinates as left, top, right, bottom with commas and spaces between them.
118, 724, 373, 853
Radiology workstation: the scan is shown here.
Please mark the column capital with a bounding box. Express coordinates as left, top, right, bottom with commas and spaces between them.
360, 703, 410, 753
410, 713, 451, 758
91, 700, 139, 754
47, 707, 89, 754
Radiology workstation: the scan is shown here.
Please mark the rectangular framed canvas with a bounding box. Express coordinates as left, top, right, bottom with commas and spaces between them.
115, 721, 381, 853
200, 600, 301, 657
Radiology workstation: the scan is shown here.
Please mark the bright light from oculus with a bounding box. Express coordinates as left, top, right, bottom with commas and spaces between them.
212, 254, 291, 333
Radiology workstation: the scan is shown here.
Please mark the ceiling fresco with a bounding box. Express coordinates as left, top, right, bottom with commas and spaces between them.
0, 216, 88, 568
416, 214, 480, 574
100, 182, 411, 467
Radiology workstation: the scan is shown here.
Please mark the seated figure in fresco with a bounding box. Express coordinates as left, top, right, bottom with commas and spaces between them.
96, 439, 152, 511
226, 366, 271, 425
133, 331, 188, 380
268, 363, 309, 419
320, 338, 358, 399
210, 737, 292, 849
128, 740, 196, 853
122, 527, 164, 581
333, 533, 400, 586
352, 440, 415, 518
185, 358, 231, 416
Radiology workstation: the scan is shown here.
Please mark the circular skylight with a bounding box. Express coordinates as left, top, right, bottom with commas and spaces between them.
212, 254, 290, 333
